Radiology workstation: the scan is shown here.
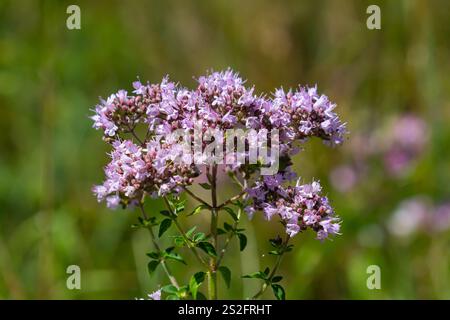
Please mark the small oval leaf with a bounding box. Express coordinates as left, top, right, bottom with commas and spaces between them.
237, 233, 247, 251
218, 266, 231, 289
158, 218, 172, 237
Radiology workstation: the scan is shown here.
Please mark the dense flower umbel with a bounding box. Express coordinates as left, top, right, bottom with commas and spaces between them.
92, 69, 346, 239
245, 170, 340, 240
263, 86, 346, 152
92, 69, 345, 148
93, 139, 199, 208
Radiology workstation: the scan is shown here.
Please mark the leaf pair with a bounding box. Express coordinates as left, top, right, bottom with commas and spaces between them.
147, 247, 186, 276
131, 216, 157, 229
243, 267, 285, 300
188, 266, 231, 300
242, 267, 270, 280
161, 284, 192, 300
189, 271, 206, 300
197, 241, 216, 257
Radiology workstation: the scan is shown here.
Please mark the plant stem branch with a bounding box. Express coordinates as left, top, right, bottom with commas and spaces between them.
162, 196, 209, 268
229, 172, 244, 189
183, 187, 212, 208
138, 203, 179, 289
208, 164, 219, 300
128, 126, 144, 146
251, 235, 290, 299
217, 190, 246, 210
216, 215, 240, 268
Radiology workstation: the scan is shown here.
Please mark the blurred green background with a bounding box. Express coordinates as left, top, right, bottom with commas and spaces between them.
1, 0, 450, 299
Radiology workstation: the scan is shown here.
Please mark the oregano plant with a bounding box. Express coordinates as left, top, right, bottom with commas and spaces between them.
91, 69, 346, 300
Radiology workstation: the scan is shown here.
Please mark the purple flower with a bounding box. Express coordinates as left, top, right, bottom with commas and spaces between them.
92, 68, 346, 236
244, 206, 256, 220
286, 223, 300, 237
106, 195, 120, 209
148, 289, 161, 300
263, 205, 279, 221
245, 175, 341, 240
93, 139, 199, 208
318, 219, 341, 240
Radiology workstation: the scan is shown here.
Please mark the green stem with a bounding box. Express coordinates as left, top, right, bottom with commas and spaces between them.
208, 164, 219, 300
216, 207, 241, 268
229, 171, 244, 189
207, 270, 217, 300
216, 223, 236, 268
183, 187, 212, 208
162, 196, 209, 268
128, 126, 144, 146
138, 203, 179, 289
251, 236, 290, 299
216, 190, 246, 210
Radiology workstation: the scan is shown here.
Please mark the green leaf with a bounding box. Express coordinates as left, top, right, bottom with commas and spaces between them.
158, 218, 172, 237
197, 241, 217, 257
271, 276, 283, 283
185, 226, 197, 238
242, 271, 267, 280
146, 252, 160, 260
166, 294, 179, 300
189, 271, 206, 299
174, 236, 185, 247
237, 233, 247, 251
218, 266, 231, 288
221, 207, 238, 221
264, 267, 270, 275
285, 244, 294, 252
160, 210, 172, 217
231, 200, 245, 210
217, 228, 226, 235
193, 271, 206, 284
271, 284, 286, 300
167, 198, 175, 208
175, 200, 186, 214
188, 204, 208, 216
164, 252, 186, 265
165, 246, 175, 253
138, 216, 157, 227
178, 285, 190, 299
269, 236, 283, 248
193, 232, 206, 243
147, 260, 160, 275
196, 292, 207, 300
161, 284, 178, 294
199, 183, 211, 190
223, 222, 233, 232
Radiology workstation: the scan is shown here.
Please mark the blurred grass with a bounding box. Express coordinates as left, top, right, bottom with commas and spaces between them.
0, 0, 449, 299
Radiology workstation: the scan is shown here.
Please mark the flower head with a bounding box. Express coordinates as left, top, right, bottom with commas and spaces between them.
246, 175, 341, 240
92, 69, 346, 235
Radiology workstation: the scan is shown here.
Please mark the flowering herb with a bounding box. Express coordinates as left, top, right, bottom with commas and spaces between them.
91, 69, 346, 300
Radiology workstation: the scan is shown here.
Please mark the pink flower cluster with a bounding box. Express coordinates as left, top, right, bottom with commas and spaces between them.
92, 69, 346, 239
93, 139, 198, 208
92, 69, 345, 153
245, 171, 340, 240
